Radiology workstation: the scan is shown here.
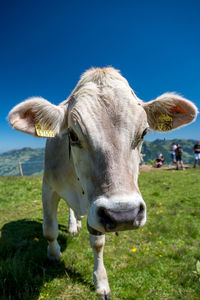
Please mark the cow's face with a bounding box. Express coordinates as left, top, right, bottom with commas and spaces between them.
8, 67, 198, 233
67, 87, 147, 233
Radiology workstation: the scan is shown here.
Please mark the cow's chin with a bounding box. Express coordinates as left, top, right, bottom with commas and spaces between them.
87, 194, 146, 234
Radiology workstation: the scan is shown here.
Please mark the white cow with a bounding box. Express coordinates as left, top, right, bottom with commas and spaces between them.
9, 67, 197, 299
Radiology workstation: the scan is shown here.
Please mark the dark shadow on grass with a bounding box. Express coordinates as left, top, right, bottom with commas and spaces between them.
0, 219, 94, 300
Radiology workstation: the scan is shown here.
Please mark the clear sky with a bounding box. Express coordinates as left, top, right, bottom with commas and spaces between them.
1, 0, 200, 152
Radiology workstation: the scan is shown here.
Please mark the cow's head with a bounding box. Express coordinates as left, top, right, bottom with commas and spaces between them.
8, 67, 198, 234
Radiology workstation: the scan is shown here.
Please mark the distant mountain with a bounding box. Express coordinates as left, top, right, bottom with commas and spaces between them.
0, 139, 197, 176
0, 147, 44, 176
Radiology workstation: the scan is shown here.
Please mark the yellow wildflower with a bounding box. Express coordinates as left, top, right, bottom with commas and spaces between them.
159, 254, 162, 257
149, 232, 152, 235
146, 248, 150, 251
33, 237, 39, 242
159, 202, 162, 206
131, 248, 137, 252
159, 210, 163, 214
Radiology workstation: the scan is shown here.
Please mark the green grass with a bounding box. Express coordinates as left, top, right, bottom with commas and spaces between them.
1, 170, 200, 299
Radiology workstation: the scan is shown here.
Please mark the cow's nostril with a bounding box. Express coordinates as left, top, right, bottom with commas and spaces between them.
139, 203, 145, 214
98, 207, 116, 231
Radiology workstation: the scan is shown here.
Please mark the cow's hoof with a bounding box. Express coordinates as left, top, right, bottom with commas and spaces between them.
95, 274, 110, 300
69, 223, 82, 235
47, 252, 62, 261
69, 228, 78, 236
47, 241, 61, 260
101, 294, 111, 300
96, 285, 110, 300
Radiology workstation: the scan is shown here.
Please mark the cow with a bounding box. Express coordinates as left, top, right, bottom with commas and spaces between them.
8, 67, 198, 299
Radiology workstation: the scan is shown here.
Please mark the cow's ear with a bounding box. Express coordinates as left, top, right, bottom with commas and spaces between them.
8, 97, 68, 137
143, 93, 198, 131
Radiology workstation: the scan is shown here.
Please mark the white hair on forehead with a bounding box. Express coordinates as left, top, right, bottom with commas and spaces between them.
74, 67, 130, 90
67, 67, 142, 110
60, 67, 143, 116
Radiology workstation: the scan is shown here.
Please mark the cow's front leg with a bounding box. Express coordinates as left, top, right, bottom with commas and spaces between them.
89, 234, 110, 299
68, 208, 82, 235
42, 182, 61, 260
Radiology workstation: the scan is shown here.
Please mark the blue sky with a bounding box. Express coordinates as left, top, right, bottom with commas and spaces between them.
1, 0, 200, 152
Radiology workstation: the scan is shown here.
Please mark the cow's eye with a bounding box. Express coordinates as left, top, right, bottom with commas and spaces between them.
141, 128, 149, 140
68, 128, 81, 146
132, 128, 149, 149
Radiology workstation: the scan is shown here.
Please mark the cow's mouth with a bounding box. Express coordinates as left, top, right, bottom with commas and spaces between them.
87, 221, 104, 235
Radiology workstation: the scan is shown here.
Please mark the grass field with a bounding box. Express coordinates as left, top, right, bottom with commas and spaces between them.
1, 169, 200, 299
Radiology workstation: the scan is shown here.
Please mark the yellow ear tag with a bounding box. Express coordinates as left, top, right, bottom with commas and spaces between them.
35, 124, 55, 138
154, 114, 173, 131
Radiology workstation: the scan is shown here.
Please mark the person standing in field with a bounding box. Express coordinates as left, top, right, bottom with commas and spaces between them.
170, 142, 177, 164
175, 144, 184, 170
193, 141, 200, 168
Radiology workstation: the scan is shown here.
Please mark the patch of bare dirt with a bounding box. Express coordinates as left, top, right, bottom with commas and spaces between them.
139, 164, 190, 172
139, 165, 154, 172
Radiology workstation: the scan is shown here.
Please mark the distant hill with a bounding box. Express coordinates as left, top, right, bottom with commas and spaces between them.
0, 147, 44, 176
0, 139, 197, 176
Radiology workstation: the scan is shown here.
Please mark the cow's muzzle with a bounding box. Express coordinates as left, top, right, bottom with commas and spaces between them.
97, 203, 145, 232
87, 194, 146, 234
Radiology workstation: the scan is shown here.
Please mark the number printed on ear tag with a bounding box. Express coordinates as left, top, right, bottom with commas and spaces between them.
35, 124, 55, 137
154, 114, 173, 131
